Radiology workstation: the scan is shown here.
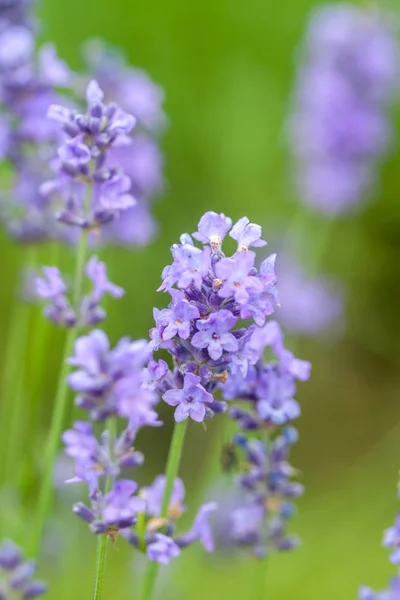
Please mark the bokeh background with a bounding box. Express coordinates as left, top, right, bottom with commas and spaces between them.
2, 0, 400, 597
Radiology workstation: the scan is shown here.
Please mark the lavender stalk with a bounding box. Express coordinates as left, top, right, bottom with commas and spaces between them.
31, 80, 136, 553
92, 418, 116, 600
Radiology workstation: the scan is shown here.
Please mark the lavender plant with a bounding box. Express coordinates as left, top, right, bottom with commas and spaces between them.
30, 80, 138, 555
134, 212, 311, 599
289, 3, 399, 216
359, 487, 400, 599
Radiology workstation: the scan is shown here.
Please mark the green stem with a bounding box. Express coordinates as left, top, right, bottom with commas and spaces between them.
92, 418, 116, 600
254, 556, 268, 600
0, 245, 38, 489
30, 227, 88, 555
139, 420, 189, 600
92, 535, 109, 600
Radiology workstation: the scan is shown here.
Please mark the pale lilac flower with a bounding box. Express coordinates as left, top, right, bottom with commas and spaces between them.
230, 217, 267, 251
163, 373, 214, 422
192, 310, 238, 360
193, 211, 232, 250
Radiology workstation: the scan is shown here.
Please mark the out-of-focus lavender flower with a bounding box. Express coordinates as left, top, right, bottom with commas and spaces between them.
0, 4, 72, 243
44, 80, 138, 231
34, 257, 123, 327
80, 39, 165, 247
277, 255, 344, 336
146, 534, 181, 565
33, 266, 76, 327
211, 430, 302, 558
289, 4, 399, 215
0, 539, 47, 598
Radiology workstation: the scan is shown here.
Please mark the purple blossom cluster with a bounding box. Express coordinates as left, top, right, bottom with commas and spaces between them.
359, 496, 400, 598
81, 39, 165, 246
150, 212, 278, 423
0, 539, 47, 599
289, 4, 399, 215
63, 332, 217, 563
148, 212, 310, 556
34, 256, 124, 327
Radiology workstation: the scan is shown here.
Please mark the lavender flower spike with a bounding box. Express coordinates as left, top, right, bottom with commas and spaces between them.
289, 4, 399, 215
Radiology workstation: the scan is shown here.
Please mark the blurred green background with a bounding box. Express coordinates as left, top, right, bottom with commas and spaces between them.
2, 0, 400, 597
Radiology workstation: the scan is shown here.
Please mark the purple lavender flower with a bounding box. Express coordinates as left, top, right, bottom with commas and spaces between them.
215, 251, 260, 305
289, 4, 399, 215
192, 310, 238, 360
146, 534, 181, 564
0, 539, 47, 598
152, 213, 292, 429
229, 217, 267, 251
45, 81, 139, 230
159, 298, 200, 341
75, 479, 145, 534
80, 256, 124, 325
80, 39, 165, 247
192, 211, 232, 251
63, 421, 143, 486
224, 320, 310, 428
159, 241, 211, 291
163, 373, 214, 423
175, 502, 217, 552
34, 266, 75, 327
67, 330, 156, 422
